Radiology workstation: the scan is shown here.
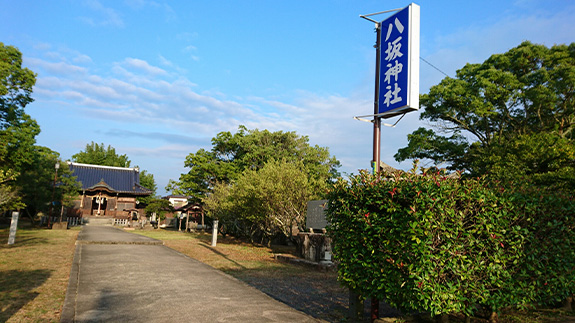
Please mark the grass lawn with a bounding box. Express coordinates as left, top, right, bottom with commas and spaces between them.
0, 224, 80, 323
133, 229, 302, 273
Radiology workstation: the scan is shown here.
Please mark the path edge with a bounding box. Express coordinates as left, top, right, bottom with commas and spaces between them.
60, 238, 81, 322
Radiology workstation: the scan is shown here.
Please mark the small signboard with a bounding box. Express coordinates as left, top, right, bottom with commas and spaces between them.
378, 3, 420, 117
306, 200, 328, 230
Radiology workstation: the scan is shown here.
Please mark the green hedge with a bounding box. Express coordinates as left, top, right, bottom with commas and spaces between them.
326, 170, 575, 317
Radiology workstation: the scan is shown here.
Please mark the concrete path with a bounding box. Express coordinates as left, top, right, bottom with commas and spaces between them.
61, 226, 319, 322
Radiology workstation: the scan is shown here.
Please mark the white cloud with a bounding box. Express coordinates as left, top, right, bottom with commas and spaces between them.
122, 58, 168, 76
25, 58, 87, 76
73, 54, 93, 64
79, 0, 124, 27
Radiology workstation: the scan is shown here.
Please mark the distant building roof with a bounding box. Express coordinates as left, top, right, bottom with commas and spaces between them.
67, 162, 153, 196
162, 195, 189, 200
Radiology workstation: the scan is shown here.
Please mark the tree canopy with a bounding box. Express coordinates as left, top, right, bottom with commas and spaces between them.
0, 43, 38, 176
72, 142, 132, 167
138, 170, 157, 204
0, 43, 39, 213
204, 159, 315, 244
395, 41, 575, 189
0, 43, 82, 217
174, 126, 340, 244
168, 125, 341, 200
0, 42, 36, 130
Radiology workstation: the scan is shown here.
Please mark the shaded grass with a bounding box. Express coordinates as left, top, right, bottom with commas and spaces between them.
0, 226, 80, 322
134, 229, 297, 272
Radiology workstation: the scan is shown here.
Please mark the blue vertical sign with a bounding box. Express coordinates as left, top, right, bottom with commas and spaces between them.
378, 3, 420, 116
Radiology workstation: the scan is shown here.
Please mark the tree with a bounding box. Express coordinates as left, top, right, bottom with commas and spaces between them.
0, 169, 23, 212
169, 125, 340, 200
0, 43, 44, 215
144, 198, 173, 226
0, 43, 38, 175
17, 147, 79, 219
0, 43, 36, 130
395, 41, 575, 188
72, 142, 131, 167
204, 159, 314, 245
0, 44, 82, 221
137, 170, 157, 204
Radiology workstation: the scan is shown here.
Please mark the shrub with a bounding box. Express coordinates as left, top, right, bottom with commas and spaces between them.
326, 169, 575, 317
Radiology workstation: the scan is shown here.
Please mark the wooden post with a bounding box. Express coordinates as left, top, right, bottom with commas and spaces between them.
201, 210, 205, 231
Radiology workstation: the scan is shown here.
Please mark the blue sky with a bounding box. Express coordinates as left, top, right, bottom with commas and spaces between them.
1, 0, 574, 195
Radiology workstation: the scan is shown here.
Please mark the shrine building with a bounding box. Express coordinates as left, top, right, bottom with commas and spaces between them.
66, 162, 153, 220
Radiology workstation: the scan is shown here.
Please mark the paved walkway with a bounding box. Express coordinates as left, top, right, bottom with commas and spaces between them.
61, 226, 319, 322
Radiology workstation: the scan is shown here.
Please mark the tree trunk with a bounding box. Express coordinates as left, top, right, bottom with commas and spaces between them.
489, 311, 498, 323
348, 289, 363, 321
24, 209, 36, 227
563, 297, 573, 312
370, 297, 379, 322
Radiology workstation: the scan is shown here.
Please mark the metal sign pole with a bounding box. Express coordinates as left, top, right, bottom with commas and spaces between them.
370, 21, 383, 322
372, 22, 382, 176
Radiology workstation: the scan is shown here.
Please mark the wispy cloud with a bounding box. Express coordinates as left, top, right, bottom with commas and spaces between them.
79, 0, 124, 27
122, 58, 168, 76
25, 3, 575, 184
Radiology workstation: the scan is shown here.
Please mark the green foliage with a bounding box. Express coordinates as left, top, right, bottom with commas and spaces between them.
470, 132, 575, 190
204, 159, 313, 244
144, 198, 173, 221
170, 125, 340, 200
0, 169, 23, 212
18, 148, 80, 217
0, 43, 82, 218
137, 170, 157, 204
0, 43, 39, 178
396, 41, 575, 187
326, 169, 575, 317
395, 127, 468, 170
72, 142, 132, 167
0, 43, 37, 130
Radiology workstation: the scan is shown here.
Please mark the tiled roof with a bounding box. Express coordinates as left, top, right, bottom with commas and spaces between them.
67, 162, 153, 196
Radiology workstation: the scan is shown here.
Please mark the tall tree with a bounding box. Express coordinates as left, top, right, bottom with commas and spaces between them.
0, 43, 36, 130
395, 41, 575, 188
72, 142, 132, 167
18, 147, 80, 218
0, 43, 38, 174
0, 43, 42, 214
169, 125, 340, 200
137, 170, 157, 204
